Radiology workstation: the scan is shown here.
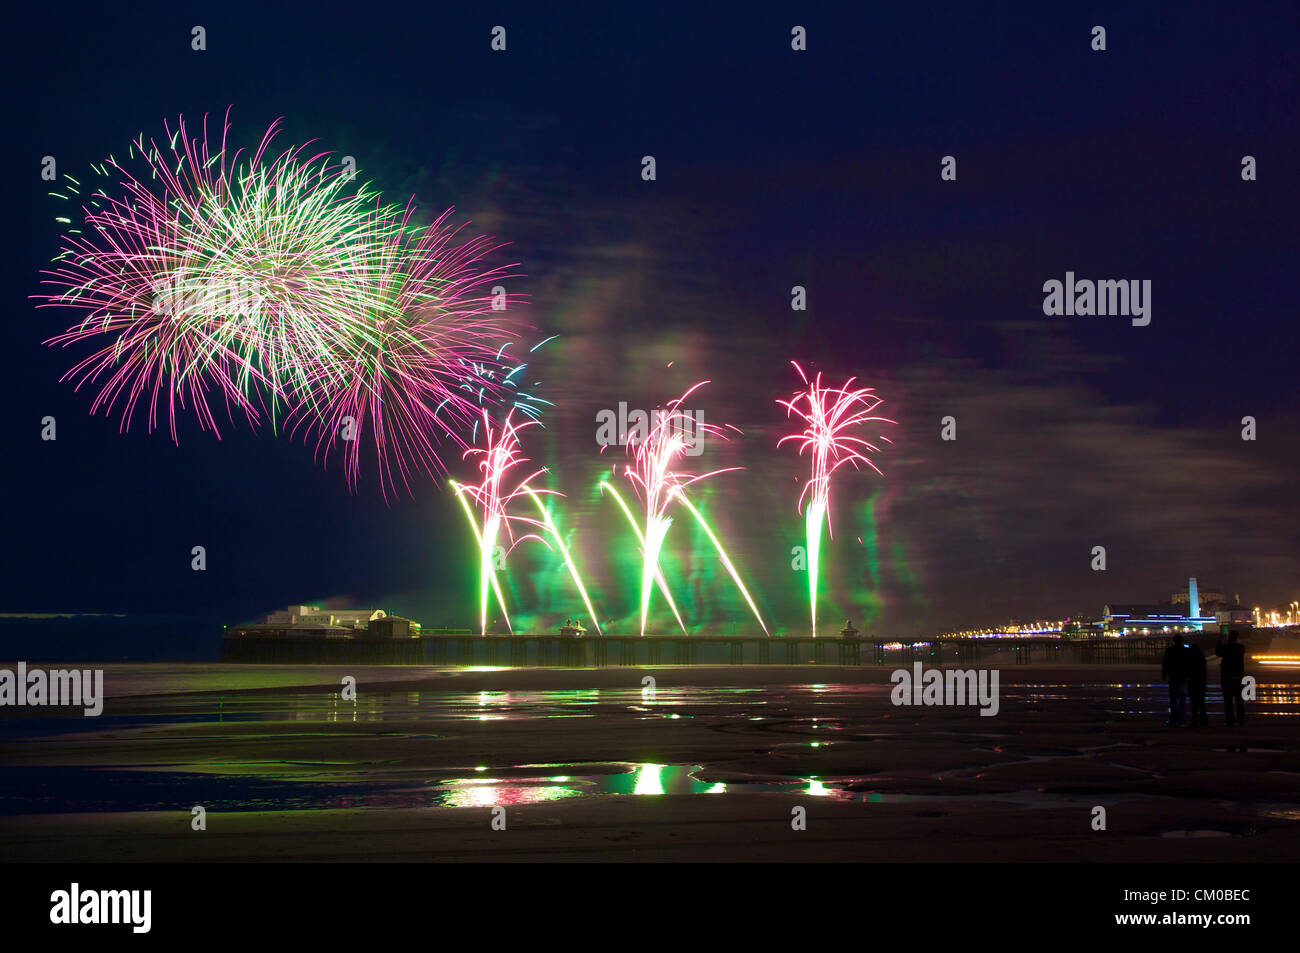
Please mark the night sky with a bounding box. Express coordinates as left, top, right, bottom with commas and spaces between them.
3, 3, 1297, 654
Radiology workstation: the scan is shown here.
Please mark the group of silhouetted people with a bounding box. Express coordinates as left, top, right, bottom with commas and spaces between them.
1161, 632, 1247, 727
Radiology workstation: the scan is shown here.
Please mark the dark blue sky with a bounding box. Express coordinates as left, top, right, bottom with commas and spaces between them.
3, 2, 1297, 652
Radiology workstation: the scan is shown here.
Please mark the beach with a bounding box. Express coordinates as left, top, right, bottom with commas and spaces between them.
1, 663, 1296, 862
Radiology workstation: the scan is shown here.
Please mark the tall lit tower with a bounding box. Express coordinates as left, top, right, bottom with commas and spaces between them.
1188, 577, 1201, 619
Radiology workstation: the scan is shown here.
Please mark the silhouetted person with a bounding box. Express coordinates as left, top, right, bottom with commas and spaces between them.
1185, 641, 1208, 727
1216, 631, 1247, 727
1161, 636, 1190, 726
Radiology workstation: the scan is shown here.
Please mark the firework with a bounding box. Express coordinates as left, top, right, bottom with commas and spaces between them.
601, 382, 767, 636
39, 111, 517, 498
778, 362, 895, 636
522, 487, 602, 635
40, 112, 384, 437
452, 410, 599, 635
288, 204, 519, 499
468, 336, 557, 426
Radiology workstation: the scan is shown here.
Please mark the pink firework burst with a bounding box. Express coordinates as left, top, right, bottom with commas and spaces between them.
601, 381, 765, 636
778, 361, 895, 636
619, 382, 737, 533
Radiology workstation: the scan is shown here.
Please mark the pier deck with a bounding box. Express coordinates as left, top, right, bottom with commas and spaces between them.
220, 634, 1172, 666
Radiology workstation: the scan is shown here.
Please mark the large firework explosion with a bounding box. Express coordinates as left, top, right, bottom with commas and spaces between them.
38, 110, 517, 497
778, 362, 895, 636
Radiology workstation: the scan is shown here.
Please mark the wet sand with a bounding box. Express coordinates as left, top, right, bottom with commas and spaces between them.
2, 663, 1297, 862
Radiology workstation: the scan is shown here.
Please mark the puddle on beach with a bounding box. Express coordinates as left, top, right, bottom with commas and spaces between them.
422, 763, 1173, 810
0, 762, 821, 813
0, 760, 1201, 815
0, 686, 783, 735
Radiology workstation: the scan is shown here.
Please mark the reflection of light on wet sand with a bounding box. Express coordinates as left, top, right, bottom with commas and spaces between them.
16, 674, 1300, 824
634, 764, 665, 795
213, 679, 1300, 728
434, 781, 580, 807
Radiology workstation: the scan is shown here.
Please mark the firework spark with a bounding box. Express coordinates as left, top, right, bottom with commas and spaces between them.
452, 410, 599, 636
602, 382, 766, 636
778, 362, 895, 636
451, 411, 549, 636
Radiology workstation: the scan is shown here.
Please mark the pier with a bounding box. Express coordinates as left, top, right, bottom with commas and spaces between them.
220, 634, 1172, 666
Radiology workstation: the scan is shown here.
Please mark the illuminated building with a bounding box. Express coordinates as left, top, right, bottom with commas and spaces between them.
1103, 577, 1219, 634
264, 605, 387, 628
1215, 605, 1253, 639
228, 605, 420, 639
1172, 579, 1227, 613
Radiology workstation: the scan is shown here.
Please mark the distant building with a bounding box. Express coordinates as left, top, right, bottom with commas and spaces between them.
264, 605, 386, 629
227, 605, 419, 640
1102, 604, 1193, 634
1103, 577, 1219, 635
1171, 580, 1226, 613
1215, 605, 1254, 640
